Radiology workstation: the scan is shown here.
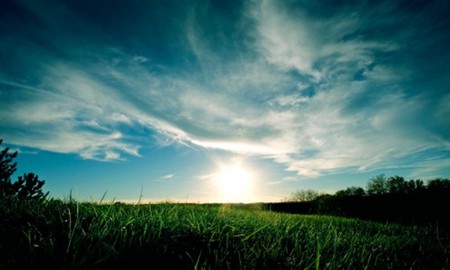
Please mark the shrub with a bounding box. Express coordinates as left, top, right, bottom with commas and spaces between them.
0, 139, 48, 201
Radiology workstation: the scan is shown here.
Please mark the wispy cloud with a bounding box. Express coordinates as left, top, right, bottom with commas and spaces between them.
161, 173, 175, 180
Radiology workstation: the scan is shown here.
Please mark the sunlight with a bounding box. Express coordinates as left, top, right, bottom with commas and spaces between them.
213, 161, 254, 203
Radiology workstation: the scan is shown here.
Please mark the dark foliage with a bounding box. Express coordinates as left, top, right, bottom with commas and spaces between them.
335, 186, 365, 197
0, 139, 48, 202
0, 139, 18, 198
14, 173, 48, 201
270, 175, 450, 230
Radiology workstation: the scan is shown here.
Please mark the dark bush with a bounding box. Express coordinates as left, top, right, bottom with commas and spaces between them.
0, 139, 48, 202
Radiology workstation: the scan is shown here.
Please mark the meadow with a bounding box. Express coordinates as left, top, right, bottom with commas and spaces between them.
1, 199, 449, 269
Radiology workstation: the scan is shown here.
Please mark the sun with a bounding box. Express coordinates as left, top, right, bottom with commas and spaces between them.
213, 161, 254, 203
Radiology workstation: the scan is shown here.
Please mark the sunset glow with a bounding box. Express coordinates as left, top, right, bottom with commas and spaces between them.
213, 162, 254, 203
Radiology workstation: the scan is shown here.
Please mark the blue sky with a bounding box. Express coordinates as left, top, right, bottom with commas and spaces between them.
1, 0, 449, 203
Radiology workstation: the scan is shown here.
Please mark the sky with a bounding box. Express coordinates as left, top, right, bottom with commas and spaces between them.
1, 0, 449, 203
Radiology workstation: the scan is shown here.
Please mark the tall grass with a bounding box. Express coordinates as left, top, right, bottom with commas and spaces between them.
1, 199, 448, 269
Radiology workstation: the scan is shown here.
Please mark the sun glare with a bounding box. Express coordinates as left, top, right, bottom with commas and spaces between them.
213, 162, 254, 203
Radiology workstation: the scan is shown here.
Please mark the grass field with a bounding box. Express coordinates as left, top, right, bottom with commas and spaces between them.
1, 199, 449, 269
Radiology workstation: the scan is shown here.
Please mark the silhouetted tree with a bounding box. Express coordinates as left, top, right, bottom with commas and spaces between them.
15, 173, 48, 201
405, 179, 425, 194
366, 174, 387, 195
0, 139, 48, 201
335, 186, 366, 197
286, 189, 321, 202
427, 178, 450, 191
386, 176, 406, 194
0, 139, 18, 199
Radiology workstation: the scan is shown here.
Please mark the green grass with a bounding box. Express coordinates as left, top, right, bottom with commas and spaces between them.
1, 199, 449, 269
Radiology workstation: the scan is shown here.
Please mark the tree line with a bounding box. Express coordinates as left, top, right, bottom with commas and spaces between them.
336, 174, 449, 197
270, 175, 450, 228
285, 174, 449, 201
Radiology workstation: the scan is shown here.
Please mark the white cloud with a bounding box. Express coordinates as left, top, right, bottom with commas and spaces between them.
253, 0, 320, 79
251, 0, 397, 83
0, 64, 142, 161
161, 174, 175, 180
